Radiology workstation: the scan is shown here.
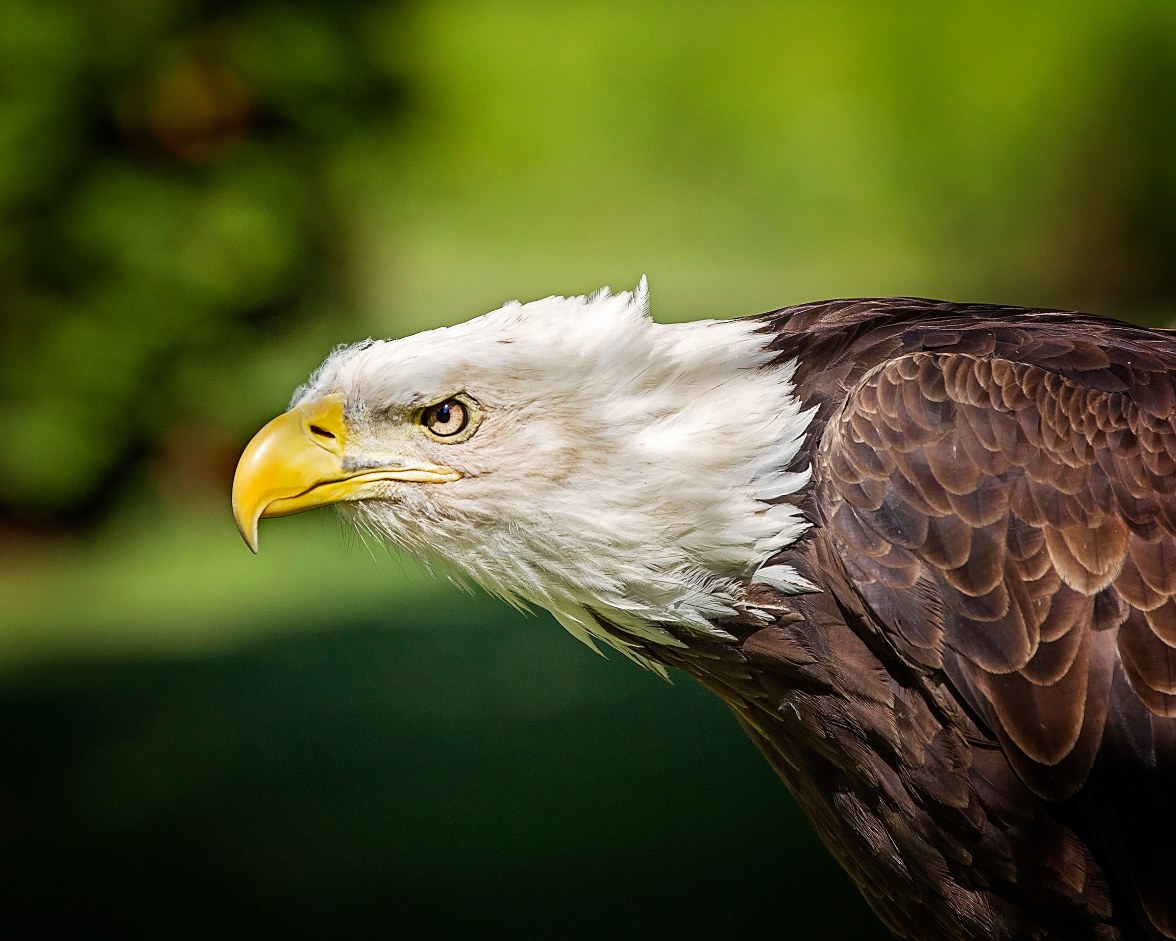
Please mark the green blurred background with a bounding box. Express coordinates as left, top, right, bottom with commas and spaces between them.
3, 1, 1175, 936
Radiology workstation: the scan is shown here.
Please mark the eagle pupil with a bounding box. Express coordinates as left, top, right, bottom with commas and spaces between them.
437, 404, 450, 423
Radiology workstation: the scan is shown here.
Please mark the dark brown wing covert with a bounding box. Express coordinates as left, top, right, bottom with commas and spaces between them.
816, 346, 1176, 937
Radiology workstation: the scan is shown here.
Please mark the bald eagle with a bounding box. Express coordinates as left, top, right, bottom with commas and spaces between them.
233, 282, 1176, 941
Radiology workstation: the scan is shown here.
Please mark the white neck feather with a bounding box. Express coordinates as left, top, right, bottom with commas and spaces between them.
321, 281, 817, 670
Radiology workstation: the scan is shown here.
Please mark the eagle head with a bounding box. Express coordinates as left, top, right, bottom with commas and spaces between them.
232, 281, 817, 664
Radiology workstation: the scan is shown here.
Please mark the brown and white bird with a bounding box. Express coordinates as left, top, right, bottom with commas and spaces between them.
233, 282, 1176, 941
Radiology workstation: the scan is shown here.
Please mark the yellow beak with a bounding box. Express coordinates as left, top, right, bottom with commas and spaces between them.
231, 394, 461, 553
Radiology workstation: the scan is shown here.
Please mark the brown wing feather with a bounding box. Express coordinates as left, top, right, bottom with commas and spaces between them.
817, 345, 1176, 937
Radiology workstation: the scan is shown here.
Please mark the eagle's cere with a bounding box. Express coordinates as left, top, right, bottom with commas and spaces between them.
234, 283, 1176, 941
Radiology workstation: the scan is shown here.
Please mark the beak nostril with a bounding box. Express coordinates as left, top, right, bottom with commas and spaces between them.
309, 424, 336, 440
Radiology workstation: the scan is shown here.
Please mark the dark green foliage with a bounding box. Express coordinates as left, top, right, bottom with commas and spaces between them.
0, 0, 405, 526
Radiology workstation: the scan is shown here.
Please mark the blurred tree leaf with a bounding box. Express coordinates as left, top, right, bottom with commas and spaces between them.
0, 0, 407, 527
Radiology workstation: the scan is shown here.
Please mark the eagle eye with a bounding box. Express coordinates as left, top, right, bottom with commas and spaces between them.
422, 397, 473, 439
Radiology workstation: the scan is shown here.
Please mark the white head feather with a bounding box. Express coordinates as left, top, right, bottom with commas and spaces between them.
294, 279, 817, 669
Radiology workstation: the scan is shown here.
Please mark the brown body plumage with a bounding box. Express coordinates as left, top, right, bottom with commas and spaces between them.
622, 299, 1176, 940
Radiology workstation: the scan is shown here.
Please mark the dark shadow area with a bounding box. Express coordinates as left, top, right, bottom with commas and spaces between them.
0, 601, 885, 938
